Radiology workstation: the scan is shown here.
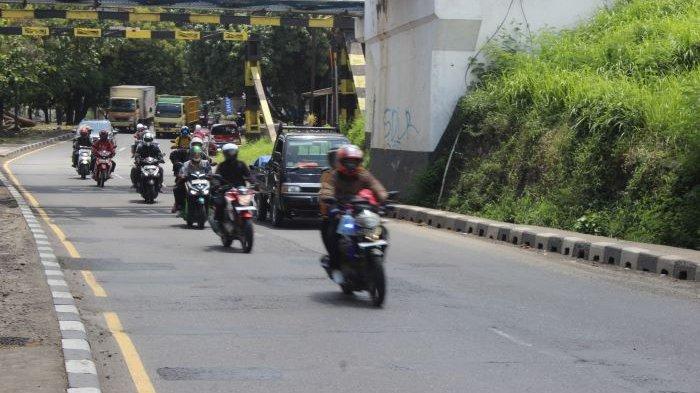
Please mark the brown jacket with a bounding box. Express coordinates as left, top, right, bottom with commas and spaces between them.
319, 168, 388, 214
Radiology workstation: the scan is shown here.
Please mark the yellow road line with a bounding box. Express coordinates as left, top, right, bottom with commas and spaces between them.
81, 270, 108, 297
104, 312, 157, 393
3, 144, 81, 258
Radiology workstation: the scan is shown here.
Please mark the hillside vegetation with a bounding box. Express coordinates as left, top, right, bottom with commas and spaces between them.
416, 0, 699, 248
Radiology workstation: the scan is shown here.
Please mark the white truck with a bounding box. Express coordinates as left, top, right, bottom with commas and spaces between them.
108, 85, 156, 131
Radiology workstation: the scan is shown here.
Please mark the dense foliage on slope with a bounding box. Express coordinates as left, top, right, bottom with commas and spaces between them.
416, 0, 699, 248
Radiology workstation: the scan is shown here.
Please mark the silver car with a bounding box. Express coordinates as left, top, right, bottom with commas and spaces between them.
75, 120, 117, 146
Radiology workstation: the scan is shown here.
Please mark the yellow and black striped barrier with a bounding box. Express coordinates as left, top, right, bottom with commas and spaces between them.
0, 25, 250, 40
0, 9, 353, 29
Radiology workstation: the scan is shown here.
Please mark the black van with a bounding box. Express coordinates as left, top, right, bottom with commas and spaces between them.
256, 126, 349, 226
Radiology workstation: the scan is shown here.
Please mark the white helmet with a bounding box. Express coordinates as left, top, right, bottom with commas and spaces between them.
190, 137, 203, 147
136, 123, 147, 131
195, 124, 202, 132
222, 143, 239, 161
143, 132, 154, 145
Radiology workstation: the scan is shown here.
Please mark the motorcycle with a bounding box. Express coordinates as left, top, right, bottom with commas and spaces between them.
92, 150, 113, 188
321, 191, 396, 307
209, 176, 256, 252
137, 156, 163, 204
169, 148, 189, 177
76, 146, 91, 179
182, 171, 210, 229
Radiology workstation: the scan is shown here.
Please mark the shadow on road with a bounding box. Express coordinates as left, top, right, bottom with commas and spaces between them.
255, 220, 319, 231
202, 244, 247, 254
309, 291, 377, 309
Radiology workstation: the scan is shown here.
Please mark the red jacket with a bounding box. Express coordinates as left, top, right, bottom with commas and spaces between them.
92, 139, 115, 157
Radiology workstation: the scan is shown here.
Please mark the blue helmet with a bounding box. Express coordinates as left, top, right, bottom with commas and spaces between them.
180, 126, 190, 136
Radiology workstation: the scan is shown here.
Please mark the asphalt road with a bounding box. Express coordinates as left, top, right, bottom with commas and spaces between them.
8, 134, 700, 393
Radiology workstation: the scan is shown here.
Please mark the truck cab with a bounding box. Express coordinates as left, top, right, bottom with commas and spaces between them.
258, 126, 349, 226
154, 95, 201, 138
108, 97, 139, 130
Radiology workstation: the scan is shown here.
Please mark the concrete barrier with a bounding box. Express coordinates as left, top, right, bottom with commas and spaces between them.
486, 223, 513, 242
561, 237, 590, 259
387, 204, 699, 281
656, 255, 697, 280
535, 233, 563, 253
620, 247, 657, 271
509, 227, 536, 246
589, 242, 623, 265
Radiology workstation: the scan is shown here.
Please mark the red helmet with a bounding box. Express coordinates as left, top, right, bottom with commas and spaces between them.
99, 130, 109, 141
336, 144, 363, 176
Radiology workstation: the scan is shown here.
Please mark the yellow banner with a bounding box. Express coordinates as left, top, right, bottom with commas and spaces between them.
129, 13, 160, 22
190, 14, 220, 24
125, 29, 151, 39
2, 10, 35, 19
67, 10, 98, 20
74, 28, 101, 38
223, 31, 248, 41
353, 75, 366, 89
22, 26, 49, 37
250, 16, 281, 26
349, 53, 366, 66
175, 30, 200, 41
308, 17, 334, 28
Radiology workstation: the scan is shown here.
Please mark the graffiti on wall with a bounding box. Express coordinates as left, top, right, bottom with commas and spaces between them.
382, 107, 419, 149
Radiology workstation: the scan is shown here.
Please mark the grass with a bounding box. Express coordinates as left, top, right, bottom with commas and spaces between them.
238, 137, 273, 165
413, 0, 700, 249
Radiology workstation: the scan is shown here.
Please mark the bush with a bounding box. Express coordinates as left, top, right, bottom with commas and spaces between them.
418, 0, 700, 249
238, 138, 273, 165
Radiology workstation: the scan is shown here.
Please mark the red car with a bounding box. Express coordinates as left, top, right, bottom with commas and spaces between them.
211, 123, 242, 147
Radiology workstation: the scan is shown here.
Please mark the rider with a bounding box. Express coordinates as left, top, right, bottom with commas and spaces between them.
211, 143, 251, 223
172, 126, 192, 149
72, 126, 92, 167
319, 147, 339, 255
318, 145, 388, 279
91, 130, 116, 174
189, 136, 211, 163
131, 123, 148, 157
172, 146, 212, 213
131, 132, 164, 188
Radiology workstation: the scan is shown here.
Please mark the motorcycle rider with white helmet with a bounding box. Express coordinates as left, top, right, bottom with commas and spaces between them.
131, 132, 164, 188
131, 123, 148, 157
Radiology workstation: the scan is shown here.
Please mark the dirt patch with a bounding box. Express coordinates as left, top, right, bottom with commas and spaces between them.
0, 185, 66, 392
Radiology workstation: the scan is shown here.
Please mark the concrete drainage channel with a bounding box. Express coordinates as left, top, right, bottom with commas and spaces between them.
1, 137, 102, 393
390, 205, 699, 282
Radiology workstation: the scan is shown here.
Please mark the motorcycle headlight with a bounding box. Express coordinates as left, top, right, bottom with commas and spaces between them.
190, 189, 198, 195
363, 226, 383, 240
203, 189, 209, 195
355, 210, 381, 229
281, 184, 301, 193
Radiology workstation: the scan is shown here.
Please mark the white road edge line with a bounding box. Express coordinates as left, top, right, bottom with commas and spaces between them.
489, 327, 533, 348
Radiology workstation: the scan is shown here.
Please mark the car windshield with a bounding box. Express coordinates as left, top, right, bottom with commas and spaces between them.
285, 139, 347, 169
110, 99, 136, 112
212, 125, 237, 135
156, 103, 182, 118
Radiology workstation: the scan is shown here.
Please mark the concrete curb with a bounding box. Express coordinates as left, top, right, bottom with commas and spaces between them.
0, 138, 102, 393
0, 132, 73, 158
390, 204, 699, 282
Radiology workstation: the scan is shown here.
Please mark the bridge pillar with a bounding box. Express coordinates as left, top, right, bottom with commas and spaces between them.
361, 0, 611, 195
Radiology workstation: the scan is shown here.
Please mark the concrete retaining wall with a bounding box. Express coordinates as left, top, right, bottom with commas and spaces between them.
0, 133, 73, 158
388, 204, 700, 282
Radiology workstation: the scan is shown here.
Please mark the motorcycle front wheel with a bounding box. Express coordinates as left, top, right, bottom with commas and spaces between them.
196, 204, 207, 229
367, 255, 386, 307
241, 220, 254, 253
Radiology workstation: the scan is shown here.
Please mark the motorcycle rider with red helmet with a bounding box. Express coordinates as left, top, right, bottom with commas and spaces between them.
91, 130, 116, 174
318, 144, 388, 276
